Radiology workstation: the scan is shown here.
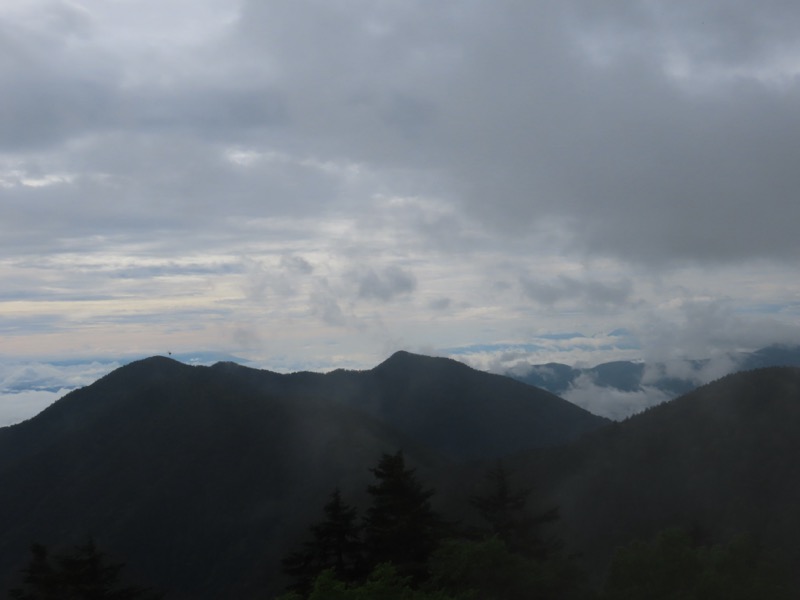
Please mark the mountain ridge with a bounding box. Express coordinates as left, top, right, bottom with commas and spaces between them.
505, 344, 800, 417
506, 365, 800, 585
3, 354, 800, 597
0, 351, 608, 598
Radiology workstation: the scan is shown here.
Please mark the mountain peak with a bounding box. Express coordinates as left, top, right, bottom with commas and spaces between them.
130, 355, 184, 367
106, 355, 191, 380
375, 350, 466, 372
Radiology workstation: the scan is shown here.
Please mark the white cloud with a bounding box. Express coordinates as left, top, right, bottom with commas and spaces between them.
0, 389, 63, 428
0, 359, 122, 426
562, 377, 673, 421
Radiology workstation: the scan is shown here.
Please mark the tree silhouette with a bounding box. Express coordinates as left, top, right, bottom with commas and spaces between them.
602, 528, 792, 600
362, 451, 444, 582
8, 539, 163, 600
282, 488, 364, 593
470, 462, 560, 560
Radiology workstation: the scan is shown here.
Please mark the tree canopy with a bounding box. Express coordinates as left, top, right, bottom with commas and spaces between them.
282, 488, 364, 593
469, 461, 560, 560
8, 539, 163, 600
602, 528, 791, 600
362, 451, 446, 582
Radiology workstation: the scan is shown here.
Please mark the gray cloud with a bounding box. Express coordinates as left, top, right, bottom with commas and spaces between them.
9, 0, 800, 265
354, 266, 417, 302
634, 298, 800, 364
429, 297, 451, 311
641, 354, 742, 389
310, 291, 348, 327
520, 275, 634, 311
226, 0, 800, 266
562, 376, 673, 421
280, 254, 314, 275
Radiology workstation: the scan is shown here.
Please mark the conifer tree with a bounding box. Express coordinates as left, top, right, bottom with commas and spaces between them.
470, 462, 559, 560
362, 451, 444, 582
8, 544, 56, 600
602, 528, 792, 600
282, 488, 363, 593
8, 539, 163, 600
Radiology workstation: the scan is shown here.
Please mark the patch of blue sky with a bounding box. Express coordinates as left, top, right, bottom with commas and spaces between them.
43, 357, 123, 368
86, 307, 234, 326
50, 352, 254, 368
572, 342, 640, 352
0, 291, 108, 302
254, 355, 363, 373
442, 332, 642, 357
108, 262, 243, 279
608, 328, 634, 338
0, 315, 66, 335
443, 343, 546, 355
3, 382, 67, 394
607, 338, 641, 351
536, 332, 585, 340
171, 351, 252, 365
38, 352, 245, 369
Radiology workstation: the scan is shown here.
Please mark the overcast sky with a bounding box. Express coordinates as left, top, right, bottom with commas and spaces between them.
3, 1, 800, 421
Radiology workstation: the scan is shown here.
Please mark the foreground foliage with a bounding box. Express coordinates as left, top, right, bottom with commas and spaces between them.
280, 454, 590, 600
602, 528, 791, 600
282, 451, 448, 593
281, 488, 365, 593
280, 538, 590, 600
8, 539, 163, 600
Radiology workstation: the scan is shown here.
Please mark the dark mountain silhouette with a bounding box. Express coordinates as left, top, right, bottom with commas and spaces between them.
347, 351, 608, 458
0, 357, 433, 599
507, 343, 800, 401
184, 351, 608, 460
5, 353, 800, 597
507, 366, 800, 585
0, 352, 605, 599
739, 344, 800, 370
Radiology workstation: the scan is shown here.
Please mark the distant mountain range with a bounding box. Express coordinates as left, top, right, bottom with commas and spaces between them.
1, 351, 800, 597
505, 344, 800, 415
